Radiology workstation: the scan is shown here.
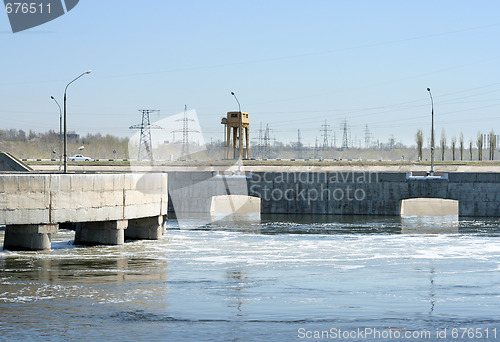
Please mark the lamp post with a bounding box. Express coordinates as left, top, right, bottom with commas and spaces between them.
50, 96, 63, 171
427, 87, 435, 176
231, 91, 243, 159
63, 70, 91, 173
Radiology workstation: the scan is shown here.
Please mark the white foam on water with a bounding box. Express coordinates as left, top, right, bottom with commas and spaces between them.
1, 216, 500, 331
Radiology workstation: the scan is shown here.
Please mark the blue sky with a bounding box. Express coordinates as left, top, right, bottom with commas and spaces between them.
1, 0, 500, 148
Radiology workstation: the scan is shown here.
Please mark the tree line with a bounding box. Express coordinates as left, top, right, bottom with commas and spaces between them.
1, 127, 498, 161
0, 129, 129, 159
415, 129, 497, 161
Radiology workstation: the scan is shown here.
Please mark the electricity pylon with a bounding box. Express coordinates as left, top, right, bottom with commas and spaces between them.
129, 109, 162, 161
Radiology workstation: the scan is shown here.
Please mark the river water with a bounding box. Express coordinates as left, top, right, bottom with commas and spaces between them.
1, 215, 499, 341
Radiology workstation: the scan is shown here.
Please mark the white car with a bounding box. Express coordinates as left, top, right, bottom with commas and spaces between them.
68, 154, 92, 161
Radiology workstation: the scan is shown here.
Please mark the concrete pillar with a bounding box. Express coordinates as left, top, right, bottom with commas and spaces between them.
3, 224, 58, 251
401, 198, 459, 217
125, 215, 166, 240
74, 220, 128, 246
245, 126, 249, 159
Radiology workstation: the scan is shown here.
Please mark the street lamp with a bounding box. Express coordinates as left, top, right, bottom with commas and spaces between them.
427, 87, 435, 176
63, 70, 91, 173
230, 91, 242, 159
50, 95, 63, 171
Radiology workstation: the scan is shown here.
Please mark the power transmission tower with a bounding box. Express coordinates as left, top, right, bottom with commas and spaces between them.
314, 137, 318, 159
389, 134, 395, 150
364, 124, 371, 149
321, 120, 332, 150
342, 119, 349, 150
258, 123, 264, 159
297, 129, 302, 158
129, 109, 162, 161
171, 105, 199, 160
264, 124, 271, 159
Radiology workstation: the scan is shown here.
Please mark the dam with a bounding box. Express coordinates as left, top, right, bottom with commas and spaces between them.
166, 170, 500, 217
3, 166, 500, 250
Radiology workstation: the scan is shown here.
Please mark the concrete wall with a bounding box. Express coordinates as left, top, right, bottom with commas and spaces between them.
166, 171, 500, 217
167, 172, 249, 213
247, 172, 404, 216
247, 172, 500, 217
0, 173, 168, 225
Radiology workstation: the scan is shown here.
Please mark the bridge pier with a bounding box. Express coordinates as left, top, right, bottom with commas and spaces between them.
74, 220, 128, 246
4, 224, 58, 251
125, 215, 166, 240
1, 173, 168, 251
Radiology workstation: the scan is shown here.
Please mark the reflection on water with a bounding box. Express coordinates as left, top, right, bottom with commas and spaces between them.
173, 213, 481, 235
401, 215, 460, 234
226, 269, 249, 316
428, 267, 436, 315
1, 257, 167, 285
1, 216, 500, 341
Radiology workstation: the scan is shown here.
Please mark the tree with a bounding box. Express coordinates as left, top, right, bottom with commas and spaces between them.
28, 130, 37, 140
440, 129, 446, 161
469, 140, 473, 161
477, 132, 483, 161
17, 130, 27, 142
489, 130, 496, 161
415, 129, 424, 161
451, 136, 456, 161
388, 135, 395, 150
459, 133, 464, 161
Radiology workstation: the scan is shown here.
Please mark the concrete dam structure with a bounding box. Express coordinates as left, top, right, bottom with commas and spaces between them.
2, 169, 499, 250
0, 173, 168, 250
166, 171, 500, 217
247, 171, 500, 217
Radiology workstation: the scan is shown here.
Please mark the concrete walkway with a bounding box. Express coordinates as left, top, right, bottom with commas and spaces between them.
30, 163, 500, 173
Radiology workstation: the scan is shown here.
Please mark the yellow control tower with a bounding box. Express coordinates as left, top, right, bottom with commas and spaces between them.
223, 111, 249, 159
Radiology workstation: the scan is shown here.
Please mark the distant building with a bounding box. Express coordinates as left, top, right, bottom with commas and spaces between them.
59, 133, 80, 140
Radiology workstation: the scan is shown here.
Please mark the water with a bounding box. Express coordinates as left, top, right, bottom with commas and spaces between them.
1, 215, 500, 341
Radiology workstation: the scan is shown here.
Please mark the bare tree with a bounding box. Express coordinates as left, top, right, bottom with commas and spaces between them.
459, 133, 464, 161
489, 130, 496, 161
477, 132, 483, 161
451, 136, 456, 161
440, 129, 446, 161
415, 129, 424, 161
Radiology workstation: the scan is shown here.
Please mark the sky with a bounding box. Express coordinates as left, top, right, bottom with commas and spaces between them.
1, 0, 500, 149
